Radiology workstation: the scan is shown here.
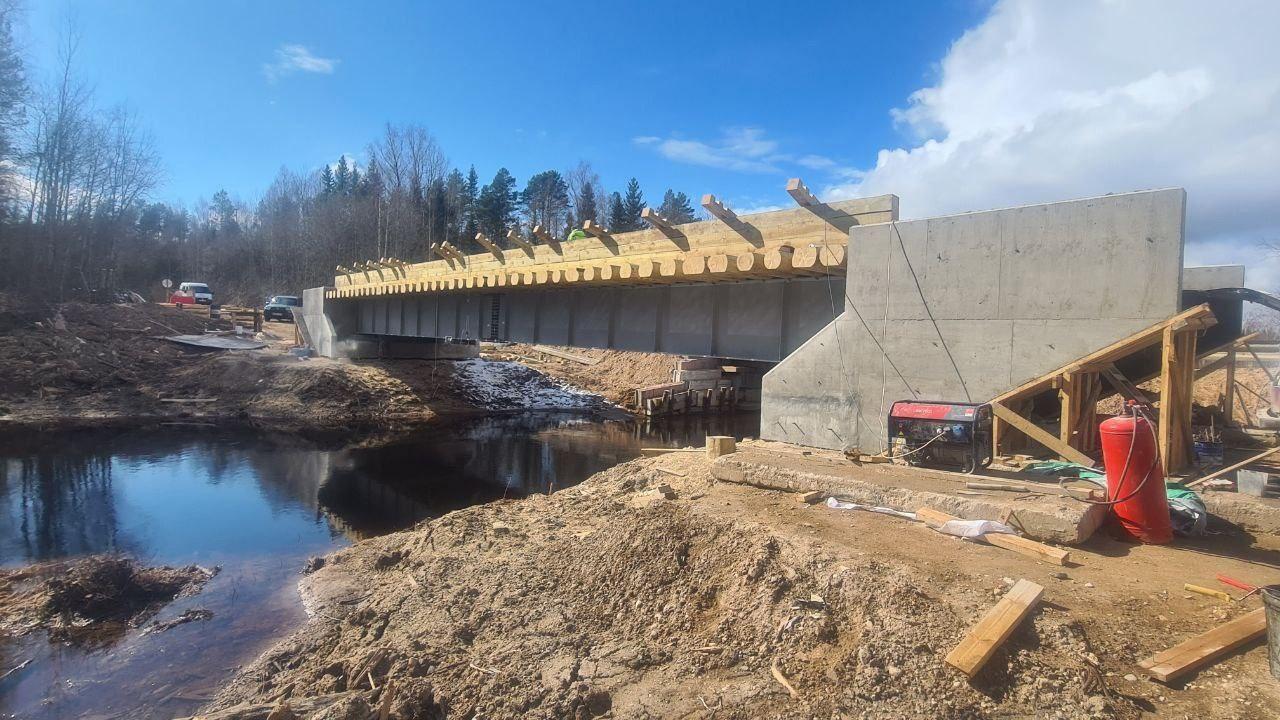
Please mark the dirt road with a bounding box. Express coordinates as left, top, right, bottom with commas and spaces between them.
199, 448, 1280, 720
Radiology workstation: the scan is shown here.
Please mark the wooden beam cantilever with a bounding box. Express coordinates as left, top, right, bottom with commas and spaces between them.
701, 194, 738, 224
531, 225, 562, 254
583, 220, 613, 242
786, 178, 821, 207
641, 207, 685, 242
505, 229, 534, 254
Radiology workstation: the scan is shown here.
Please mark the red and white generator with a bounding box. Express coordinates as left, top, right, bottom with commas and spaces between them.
887, 401, 993, 473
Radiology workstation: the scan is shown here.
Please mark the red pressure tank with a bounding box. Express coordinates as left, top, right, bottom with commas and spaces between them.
1099, 410, 1172, 544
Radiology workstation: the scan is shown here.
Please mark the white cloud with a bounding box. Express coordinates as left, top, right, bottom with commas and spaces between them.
827, 0, 1280, 290
263, 44, 339, 82
634, 127, 785, 173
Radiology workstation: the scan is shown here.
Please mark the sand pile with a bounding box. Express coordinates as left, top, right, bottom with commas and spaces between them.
201, 457, 1128, 720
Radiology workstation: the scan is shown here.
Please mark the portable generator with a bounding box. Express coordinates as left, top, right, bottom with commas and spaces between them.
887, 401, 993, 473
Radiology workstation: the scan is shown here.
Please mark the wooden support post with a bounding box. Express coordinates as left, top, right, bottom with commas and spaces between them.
1158, 326, 1197, 474
1223, 348, 1236, 425
1059, 371, 1076, 448
945, 579, 1044, 679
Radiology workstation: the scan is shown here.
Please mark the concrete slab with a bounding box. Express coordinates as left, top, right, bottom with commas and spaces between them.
710, 442, 1107, 545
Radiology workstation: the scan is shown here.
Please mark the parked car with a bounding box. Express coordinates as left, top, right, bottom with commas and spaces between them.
172, 282, 214, 305
263, 295, 302, 322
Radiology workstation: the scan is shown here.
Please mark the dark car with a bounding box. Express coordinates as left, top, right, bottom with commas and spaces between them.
263, 295, 301, 322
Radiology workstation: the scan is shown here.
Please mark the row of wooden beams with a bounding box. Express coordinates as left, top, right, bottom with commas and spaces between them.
328, 245, 848, 297
334, 193, 896, 292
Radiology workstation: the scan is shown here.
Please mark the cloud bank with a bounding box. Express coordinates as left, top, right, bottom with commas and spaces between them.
828, 0, 1280, 290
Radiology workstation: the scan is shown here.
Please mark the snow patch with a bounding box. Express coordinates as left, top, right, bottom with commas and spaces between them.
450, 360, 601, 410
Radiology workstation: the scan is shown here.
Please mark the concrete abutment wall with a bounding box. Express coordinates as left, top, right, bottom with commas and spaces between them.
760, 188, 1188, 451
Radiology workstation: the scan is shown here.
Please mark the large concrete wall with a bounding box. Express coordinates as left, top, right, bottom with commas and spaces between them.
761, 189, 1187, 451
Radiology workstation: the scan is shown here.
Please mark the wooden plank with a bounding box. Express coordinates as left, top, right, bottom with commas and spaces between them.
1100, 363, 1152, 404
1138, 608, 1265, 682
530, 345, 596, 365
915, 507, 1070, 565
990, 402, 1096, 467
945, 579, 1044, 679
1186, 445, 1280, 488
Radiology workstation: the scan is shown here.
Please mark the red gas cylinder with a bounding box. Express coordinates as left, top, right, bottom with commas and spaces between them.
1099, 409, 1172, 544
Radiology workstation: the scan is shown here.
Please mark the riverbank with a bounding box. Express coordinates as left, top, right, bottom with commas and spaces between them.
0, 296, 616, 431
199, 446, 1280, 720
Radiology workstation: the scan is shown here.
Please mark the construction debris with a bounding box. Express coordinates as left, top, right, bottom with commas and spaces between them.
1138, 609, 1267, 682
945, 579, 1045, 679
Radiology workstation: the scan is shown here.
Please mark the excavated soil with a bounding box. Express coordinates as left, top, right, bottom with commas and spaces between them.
190, 451, 1280, 720
485, 344, 681, 408
0, 295, 607, 429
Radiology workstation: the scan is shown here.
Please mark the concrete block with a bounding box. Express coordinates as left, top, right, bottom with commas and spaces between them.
1183, 265, 1245, 291
706, 436, 736, 458
677, 369, 723, 381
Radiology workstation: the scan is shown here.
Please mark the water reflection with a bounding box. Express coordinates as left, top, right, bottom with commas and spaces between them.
0, 412, 757, 719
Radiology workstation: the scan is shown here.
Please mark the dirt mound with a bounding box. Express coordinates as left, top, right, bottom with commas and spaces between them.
487, 344, 679, 408
0, 292, 610, 428
205, 458, 1128, 720
0, 555, 217, 646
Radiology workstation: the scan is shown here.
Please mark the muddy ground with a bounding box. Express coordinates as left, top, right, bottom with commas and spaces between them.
0, 296, 615, 430
198, 448, 1280, 720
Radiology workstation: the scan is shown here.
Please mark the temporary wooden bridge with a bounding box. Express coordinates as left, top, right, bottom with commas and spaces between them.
325, 180, 897, 299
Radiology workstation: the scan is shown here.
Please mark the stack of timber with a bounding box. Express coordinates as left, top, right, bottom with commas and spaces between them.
326, 187, 898, 299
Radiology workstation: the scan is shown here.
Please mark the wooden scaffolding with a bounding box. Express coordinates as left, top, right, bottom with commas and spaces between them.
990, 304, 1220, 474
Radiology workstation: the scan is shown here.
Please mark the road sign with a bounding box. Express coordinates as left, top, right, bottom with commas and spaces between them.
161, 278, 172, 289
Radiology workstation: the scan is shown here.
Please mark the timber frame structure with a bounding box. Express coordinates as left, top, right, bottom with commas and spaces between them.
990, 304, 1218, 473
326, 180, 897, 299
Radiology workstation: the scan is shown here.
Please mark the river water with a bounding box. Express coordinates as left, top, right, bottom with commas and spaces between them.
0, 413, 757, 719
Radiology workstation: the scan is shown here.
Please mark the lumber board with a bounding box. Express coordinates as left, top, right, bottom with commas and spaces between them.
915, 507, 1070, 565
530, 345, 596, 365
1186, 445, 1280, 487
1137, 608, 1265, 682
990, 402, 1096, 467
945, 579, 1044, 678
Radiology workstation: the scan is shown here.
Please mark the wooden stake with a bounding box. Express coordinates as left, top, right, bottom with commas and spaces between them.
945, 579, 1044, 679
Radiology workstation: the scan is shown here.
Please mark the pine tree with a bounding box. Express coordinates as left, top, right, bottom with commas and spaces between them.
577, 182, 598, 224
335, 157, 351, 194
475, 168, 518, 244
616, 177, 645, 232
320, 165, 335, 195
607, 192, 625, 231
521, 170, 570, 238
657, 189, 696, 223
462, 166, 480, 250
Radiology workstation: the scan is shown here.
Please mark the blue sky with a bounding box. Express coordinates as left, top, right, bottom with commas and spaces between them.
22, 0, 988, 209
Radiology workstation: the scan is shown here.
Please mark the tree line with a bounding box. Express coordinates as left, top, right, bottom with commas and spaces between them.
0, 5, 701, 304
